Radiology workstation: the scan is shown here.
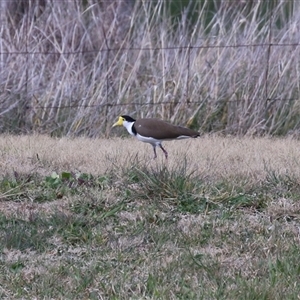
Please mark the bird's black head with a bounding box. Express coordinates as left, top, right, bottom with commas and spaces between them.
121, 115, 136, 122
112, 115, 136, 128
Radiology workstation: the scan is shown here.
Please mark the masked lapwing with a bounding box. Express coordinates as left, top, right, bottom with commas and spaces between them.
112, 115, 200, 159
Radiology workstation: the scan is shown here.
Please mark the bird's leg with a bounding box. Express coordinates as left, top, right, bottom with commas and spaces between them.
152, 145, 157, 159
159, 144, 168, 159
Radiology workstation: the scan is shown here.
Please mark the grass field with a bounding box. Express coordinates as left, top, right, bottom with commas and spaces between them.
1, 134, 300, 299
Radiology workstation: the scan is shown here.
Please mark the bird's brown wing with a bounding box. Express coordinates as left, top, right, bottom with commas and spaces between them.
134, 119, 200, 140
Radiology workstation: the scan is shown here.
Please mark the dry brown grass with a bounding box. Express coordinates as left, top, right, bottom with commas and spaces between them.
1, 1, 299, 136
1, 134, 300, 179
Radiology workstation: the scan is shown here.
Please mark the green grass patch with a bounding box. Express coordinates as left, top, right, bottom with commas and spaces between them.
0, 171, 111, 203
119, 159, 296, 216
1, 157, 300, 298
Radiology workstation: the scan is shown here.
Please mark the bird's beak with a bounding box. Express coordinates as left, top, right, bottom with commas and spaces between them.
112, 116, 123, 127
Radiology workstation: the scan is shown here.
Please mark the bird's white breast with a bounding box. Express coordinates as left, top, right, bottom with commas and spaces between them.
136, 134, 161, 146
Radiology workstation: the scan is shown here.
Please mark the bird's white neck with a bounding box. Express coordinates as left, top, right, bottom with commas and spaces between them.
123, 121, 135, 136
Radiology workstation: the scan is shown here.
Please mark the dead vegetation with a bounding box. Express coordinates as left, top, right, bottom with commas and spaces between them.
0, 1, 299, 136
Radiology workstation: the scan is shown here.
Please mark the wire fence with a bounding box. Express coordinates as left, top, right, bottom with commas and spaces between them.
2, 42, 300, 105
2, 41, 299, 111
1, 1, 300, 135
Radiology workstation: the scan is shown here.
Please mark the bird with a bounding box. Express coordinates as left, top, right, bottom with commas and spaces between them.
112, 115, 200, 159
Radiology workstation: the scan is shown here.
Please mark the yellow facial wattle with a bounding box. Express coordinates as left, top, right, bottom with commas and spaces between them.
112, 116, 124, 127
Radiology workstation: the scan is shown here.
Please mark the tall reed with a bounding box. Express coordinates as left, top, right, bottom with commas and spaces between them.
0, 1, 298, 136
